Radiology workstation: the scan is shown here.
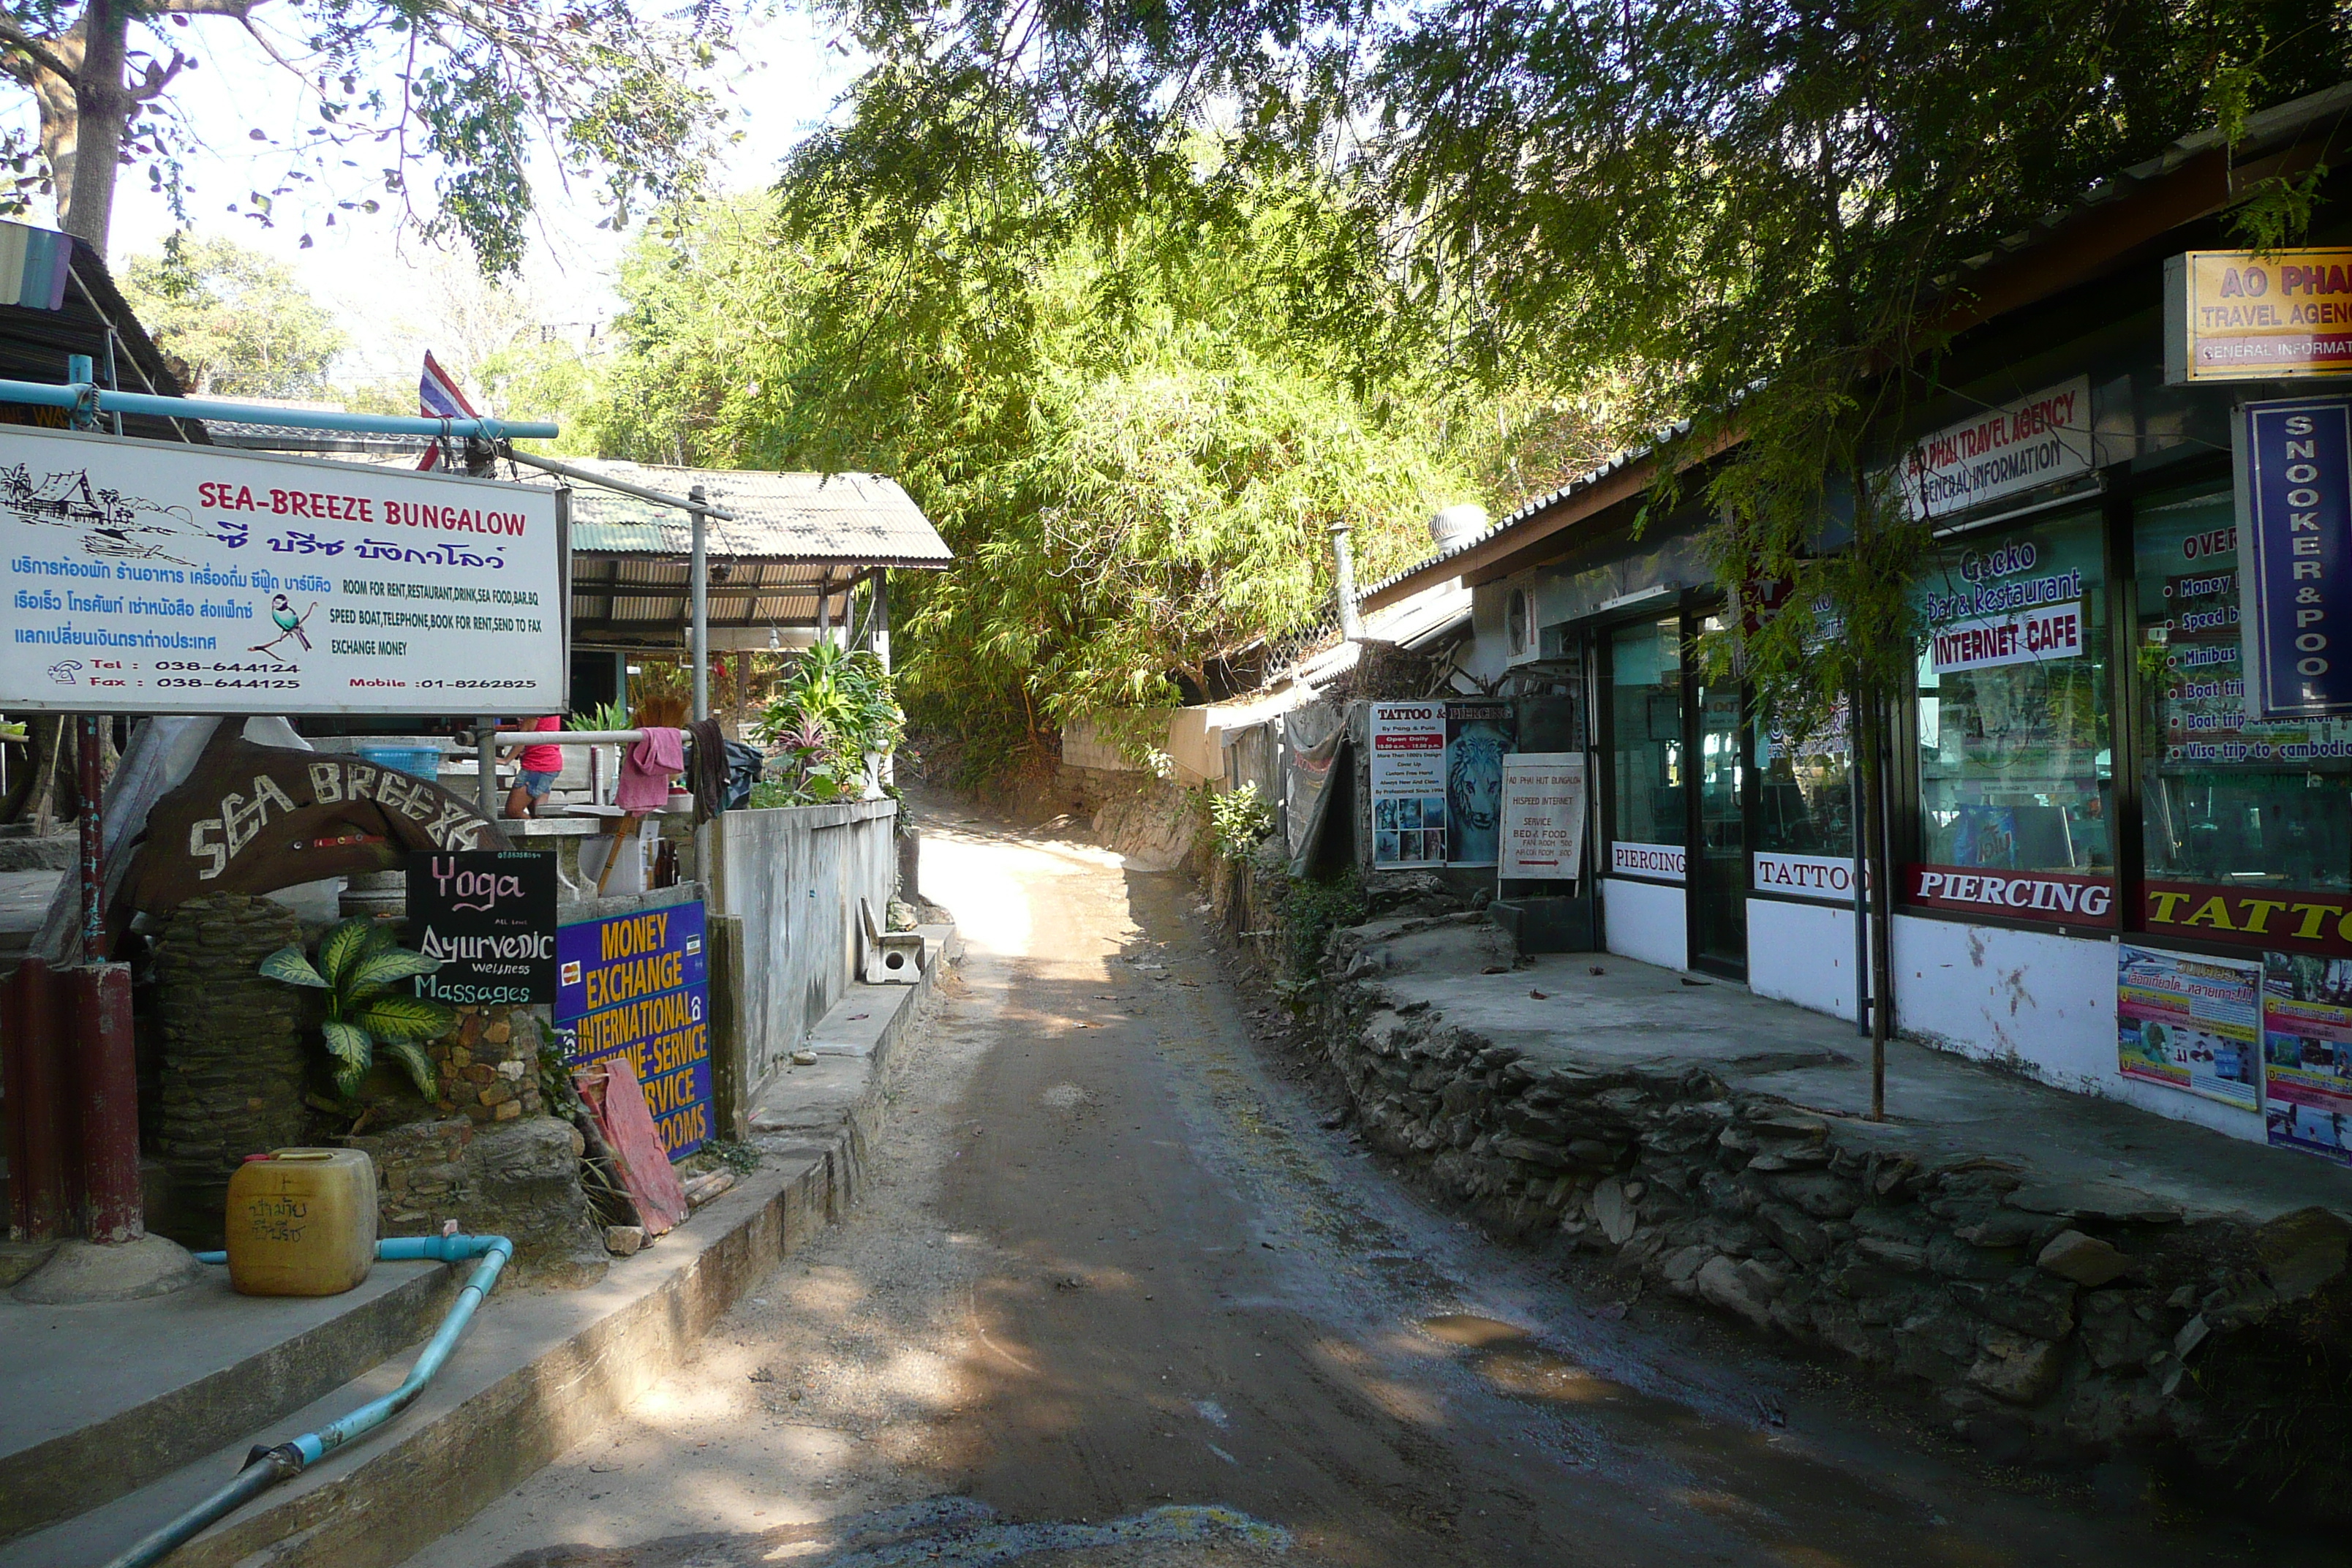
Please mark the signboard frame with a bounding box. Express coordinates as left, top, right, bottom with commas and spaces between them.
1897, 377, 2095, 521
1369, 701, 1447, 868
405, 848, 559, 1006
1499, 753, 1587, 881
0, 423, 567, 713
2236, 398, 2352, 719
554, 900, 712, 1158
2166, 249, 2352, 383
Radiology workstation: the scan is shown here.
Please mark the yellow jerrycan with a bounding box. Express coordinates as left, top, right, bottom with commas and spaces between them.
224, 1148, 378, 1297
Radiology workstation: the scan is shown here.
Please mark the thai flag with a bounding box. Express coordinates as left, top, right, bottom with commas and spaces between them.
415, 352, 479, 471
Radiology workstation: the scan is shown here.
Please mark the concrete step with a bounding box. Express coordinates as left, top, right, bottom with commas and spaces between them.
3, 960, 944, 1568
0, 1256, 455, 1545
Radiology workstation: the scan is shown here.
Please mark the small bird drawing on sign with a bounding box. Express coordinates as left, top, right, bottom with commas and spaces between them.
251, 595, 317, 663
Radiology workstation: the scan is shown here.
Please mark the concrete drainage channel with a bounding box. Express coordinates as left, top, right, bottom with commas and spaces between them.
1, 935, 954, 1568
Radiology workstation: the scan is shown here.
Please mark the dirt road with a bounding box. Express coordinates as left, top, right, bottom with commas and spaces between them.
412, 810, 2324, 1567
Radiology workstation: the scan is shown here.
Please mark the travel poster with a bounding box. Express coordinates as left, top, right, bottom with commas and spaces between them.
1444, 700, 1515, 868
1370, 702, 1447, 867
2117, 943, 2262, 1111
2261, 951, 2352, 1166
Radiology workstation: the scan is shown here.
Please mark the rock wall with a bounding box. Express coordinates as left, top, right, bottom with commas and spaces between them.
1295, 912, 2352, 1509
422, 1003, 546, 1125
346, 1115, 604, 1287
151, 894, 314, 1237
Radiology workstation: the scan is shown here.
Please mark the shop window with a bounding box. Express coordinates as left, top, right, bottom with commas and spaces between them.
1610, 616, 1684, 852
2136, 489, 2352, 949
1910, 513, 2114, 916
1754, 698, 1852, 857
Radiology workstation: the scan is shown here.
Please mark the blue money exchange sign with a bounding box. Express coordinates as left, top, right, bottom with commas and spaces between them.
2241, 399, 2352, 718
556, 900, 710, 1157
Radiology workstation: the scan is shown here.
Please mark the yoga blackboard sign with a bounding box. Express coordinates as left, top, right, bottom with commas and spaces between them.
405, 849, 558, 1005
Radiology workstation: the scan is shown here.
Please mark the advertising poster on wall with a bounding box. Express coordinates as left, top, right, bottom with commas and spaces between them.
1444, 700, 1516, 868
1499, 753, 1586, 880
0, 424, 565, 712
2260, 952, 2352, 1165
2117, 943, 2263, 1112
1369, 702, 1447, 867
556, 900, 711, 1156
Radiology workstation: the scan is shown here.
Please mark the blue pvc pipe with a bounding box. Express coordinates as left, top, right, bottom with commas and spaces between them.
0, 377, 559, 442
103, 1235, 513, 1568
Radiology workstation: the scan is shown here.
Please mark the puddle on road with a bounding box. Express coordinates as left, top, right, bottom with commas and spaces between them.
1420, 1314, 1621, 1406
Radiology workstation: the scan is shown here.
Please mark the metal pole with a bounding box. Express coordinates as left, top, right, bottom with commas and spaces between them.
477, 725, 497, 818
77, 963, 140, 1242
690, 485, 710, 723
1329, 521, 1364, 638
77, 715, 101, 964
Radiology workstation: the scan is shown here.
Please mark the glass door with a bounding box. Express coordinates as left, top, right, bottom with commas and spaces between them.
1690, 633, 1749, 978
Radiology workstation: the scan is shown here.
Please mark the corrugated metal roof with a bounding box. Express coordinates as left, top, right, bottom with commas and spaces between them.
1355, 417, 1695, 601
197, 431, 954, 568
538, 460, 952, 568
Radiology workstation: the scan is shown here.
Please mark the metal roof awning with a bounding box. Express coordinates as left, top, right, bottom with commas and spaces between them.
542, 461, 951, 651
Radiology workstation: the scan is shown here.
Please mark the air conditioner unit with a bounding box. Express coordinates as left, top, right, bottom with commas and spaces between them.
1505, 586, 1542, 666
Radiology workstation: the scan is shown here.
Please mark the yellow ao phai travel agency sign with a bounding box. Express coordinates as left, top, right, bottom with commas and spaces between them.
2166, 248, 2352, 382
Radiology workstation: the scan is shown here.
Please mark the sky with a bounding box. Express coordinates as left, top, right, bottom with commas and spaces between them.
80, 4, 864, 392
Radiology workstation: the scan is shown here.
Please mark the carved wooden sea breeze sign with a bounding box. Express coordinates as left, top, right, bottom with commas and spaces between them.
130, 728, 508, 915
0, 424, 564, 712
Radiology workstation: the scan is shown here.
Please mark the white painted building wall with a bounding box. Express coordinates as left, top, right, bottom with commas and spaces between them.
1889, 915, 2262, 1144
1746, 898, 1865, 1022
1604, 878, 1686, 971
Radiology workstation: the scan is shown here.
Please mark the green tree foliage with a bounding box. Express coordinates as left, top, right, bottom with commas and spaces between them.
796, 0, 2348, 723
0, 0, 731, 267
121, 233, 344, 398
583, 177, 1501, 774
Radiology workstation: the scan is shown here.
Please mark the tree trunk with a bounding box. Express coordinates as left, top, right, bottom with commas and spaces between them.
60, 0, 127, 252
1858, 692, 1899, 1119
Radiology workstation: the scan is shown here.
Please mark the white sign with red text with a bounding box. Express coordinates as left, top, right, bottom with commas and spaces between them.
1610, 841, 1686, 882
1899, 377, 2095, 520
1752, 851, 1862, 902
1499, 753, 1586, 880
1929, 600, 2085, 674
0, 425, 563, 713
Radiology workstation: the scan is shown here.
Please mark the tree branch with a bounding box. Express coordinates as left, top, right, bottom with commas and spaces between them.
152, 0, 264, 17
0, 20, 78, 85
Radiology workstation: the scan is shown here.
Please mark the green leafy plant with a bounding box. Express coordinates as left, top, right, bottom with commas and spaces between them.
751, 644, 904, 805
1205, 783, 1277, 864
1276, 868, 1368, 983
259, 918, 458, 1101
572, 696, 630, 733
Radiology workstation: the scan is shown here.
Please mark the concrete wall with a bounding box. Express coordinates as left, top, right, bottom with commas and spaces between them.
1890, 916, 2258, 1144
712, 798, 898, 1089
1603, 877, 1685, 970
1747, 897, 1866, 1022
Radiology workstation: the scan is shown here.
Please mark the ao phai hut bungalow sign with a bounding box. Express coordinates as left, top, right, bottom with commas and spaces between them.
0, 424, 564, 713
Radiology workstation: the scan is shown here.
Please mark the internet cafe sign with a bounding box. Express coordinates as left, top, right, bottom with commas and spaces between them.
1897, 377, 2094, 521
2166, 249, 2352, 382
0, 424, 564, 713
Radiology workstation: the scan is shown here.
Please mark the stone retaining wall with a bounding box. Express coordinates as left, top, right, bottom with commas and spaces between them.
1281, 903, 2352, 1511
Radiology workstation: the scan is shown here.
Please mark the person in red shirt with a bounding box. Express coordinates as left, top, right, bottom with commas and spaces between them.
504, 715, 564, 818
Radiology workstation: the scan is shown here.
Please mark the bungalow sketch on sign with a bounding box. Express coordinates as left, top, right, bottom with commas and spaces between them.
0, 463, 209, 562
